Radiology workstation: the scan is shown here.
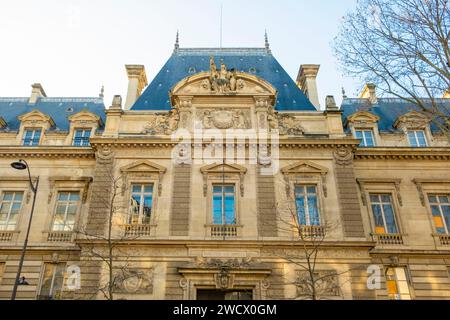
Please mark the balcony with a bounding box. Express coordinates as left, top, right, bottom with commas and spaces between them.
47, 231, 73, 243
124, 224, 153, 238
371, 233, 404, 245
208, 225, 240, 238
0, 230, 16, 242
298, 225, 326, 239
433, 234, 450, 246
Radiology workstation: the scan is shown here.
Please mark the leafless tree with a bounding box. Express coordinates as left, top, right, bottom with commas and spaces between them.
334, 0, 450, 134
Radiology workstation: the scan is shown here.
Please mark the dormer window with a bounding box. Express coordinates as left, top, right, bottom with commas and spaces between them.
355, 129, 375, 147
22, 128, 42, 146
72, 129, 92, 147
407, 130, 428, 147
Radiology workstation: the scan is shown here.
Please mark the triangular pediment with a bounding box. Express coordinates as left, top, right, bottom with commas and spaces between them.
346, 111, 380, 125
69, 110, 103, 126
18, 110, 55, 126
120, 160, 166, 174
281, 161, 328, 175
394, 111, 431, 128
200, 163, 247, 174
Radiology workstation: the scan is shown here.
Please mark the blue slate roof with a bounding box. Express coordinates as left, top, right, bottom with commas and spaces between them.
0, 97, 106, 131
341, 98, 450, 133
132, 48, 316, 111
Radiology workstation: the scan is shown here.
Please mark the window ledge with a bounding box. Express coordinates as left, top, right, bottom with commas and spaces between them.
124, 224, 156, 238
46, 231, 73, 243
298, 225, 326, 239
371, 233, 405, 245
0, 230, 19, 242
433, 234, 450, 246
206, 224, 242, 238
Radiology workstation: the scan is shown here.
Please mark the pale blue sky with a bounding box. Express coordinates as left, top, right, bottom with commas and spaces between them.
0, 0, 360, 109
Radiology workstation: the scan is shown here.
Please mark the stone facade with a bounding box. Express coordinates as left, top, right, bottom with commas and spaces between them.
0, 47, 449, 300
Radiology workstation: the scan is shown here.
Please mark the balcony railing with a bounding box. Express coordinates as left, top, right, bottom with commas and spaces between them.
434, 234, 450, 246
124, 224, 153, 238
0, 230, 16, 242
298, 225, 326, 239
209, 225, 240, 238
47, 231, 73, 243
371, 233, 404, 245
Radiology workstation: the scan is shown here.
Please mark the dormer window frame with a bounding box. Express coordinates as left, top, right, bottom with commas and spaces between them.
17, 110, 55, 147
346, 111, 381, 147
67, 111, 103, 147
393, 111, 433, 148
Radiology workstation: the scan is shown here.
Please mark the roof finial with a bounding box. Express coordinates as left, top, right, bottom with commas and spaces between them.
174, 30, 179, 52
342, 87, 347, 99
99, 85, 104, 99
265, 30, 271, 53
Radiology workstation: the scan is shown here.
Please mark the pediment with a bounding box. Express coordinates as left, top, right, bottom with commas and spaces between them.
281, 161, 328, 175
346, 111, 380, 125
200, 163, 247, 174
69, 110, 103, 126
170, 72, 277, 99
18, 110, 55, 126
120, 161, 166, 174
394, 111, 431, 128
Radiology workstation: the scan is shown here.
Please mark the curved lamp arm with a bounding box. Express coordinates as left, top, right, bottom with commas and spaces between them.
18, 159, 37, 193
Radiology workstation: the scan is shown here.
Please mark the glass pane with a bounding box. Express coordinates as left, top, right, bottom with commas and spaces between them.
365, 131, 374, 146
143, 196, 152, 223
144, 185, 153, 194
55, 205, 66, 215
417, 132, 427, 146
439, 196, 449, 203
381, 195, 391, 203
306, 186, 316, 194
39, 265, 55, 297
408, 132, 417, 146
383, 204, 398, 234
370, 195, 379, 203
69, 193, 80, 201
428, 195, 438, 204
3, 193, 13, 201
10, 203, 21, 214
67, 204, 78, 215
431, 205, 441, 217
58, 193, 69, 201
355, 131, 363, 140
308, 195, 320, 226
213, 196, 223, 225
13, 193, 23, 202
132, 185, 142, 193
34, 130, 41, 138
442, 206, 450, 232
52, 214, 65, 231
296, 196, 306, 225
224, 186, 234, 194
84, 130, 91, 138
224, 196, 235, 225
372, 204, 384, 229
51, 265, 65, 298
295, 186, 305, 195
213, 186, 222, 194
0, 203, 10, 215
75, 130, 82, 137
131, 195, 141, 214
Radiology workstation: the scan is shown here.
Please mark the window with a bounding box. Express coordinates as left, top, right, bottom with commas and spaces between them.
295, 185, 320, 226
212, 185, 236, 225
355, 129, 375, 147
370, 194, 399, 234
129, 184, 153, 225
72, 129, 91, 147
52, 192, 80, 231
408, 130, 427, 147
22, 128, 42, 146
429, 195, 450, 234
38, 263, 66, 300
0, 192, 23, 231
385, 267, 412, 300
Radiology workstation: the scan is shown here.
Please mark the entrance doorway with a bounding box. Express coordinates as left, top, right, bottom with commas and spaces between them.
197, 289, 253, 300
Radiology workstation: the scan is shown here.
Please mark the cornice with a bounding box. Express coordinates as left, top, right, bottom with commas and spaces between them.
355, 147, 450, 160
0, 146, 95, 159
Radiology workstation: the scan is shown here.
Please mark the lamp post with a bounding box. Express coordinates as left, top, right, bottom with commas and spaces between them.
10, 159, 39, 300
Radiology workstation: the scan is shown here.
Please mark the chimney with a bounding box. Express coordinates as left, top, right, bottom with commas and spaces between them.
325, 95, 338, 111
124, 65, 148, 110
29, 83, 47, 104
297, 65, 320, 109
111, 95, 123, 109
359, 83, 377, 104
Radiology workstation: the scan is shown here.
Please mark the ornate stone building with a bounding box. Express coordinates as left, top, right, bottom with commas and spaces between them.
0, 39, 449, 300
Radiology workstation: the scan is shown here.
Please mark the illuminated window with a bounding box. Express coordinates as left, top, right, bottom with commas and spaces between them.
385, 267, 412, 300
38, 263, 66, 300
370, 194, 399, 234
295, 185, 320, 226
72, 129, 91, 147
408, 130, 427, 147
0, 192, 23, 231
355, 130, 375, 147
129, 184, 153, 225
52, 192, 80, 231
428, 195, 450, 234
22, 128, 42, 146
212, 185, 236, 225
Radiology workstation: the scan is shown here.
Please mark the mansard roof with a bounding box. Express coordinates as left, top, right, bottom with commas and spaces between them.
0, 97, 106, 131
341, 98, 450, 133
131, 47, 316, 112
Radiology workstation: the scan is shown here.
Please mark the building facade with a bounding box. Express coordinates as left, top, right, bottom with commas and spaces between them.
0, 41, 449, 300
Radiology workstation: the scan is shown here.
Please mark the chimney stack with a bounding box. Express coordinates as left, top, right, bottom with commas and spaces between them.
111, 95, 123, 109
29, 83, 47, 104
297, 65, 320, 109
124, 65, 148, 110
325, 95, 338, 111
359, 83, 378, 104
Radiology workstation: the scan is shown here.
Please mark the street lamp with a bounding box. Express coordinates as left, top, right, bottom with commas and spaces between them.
10, 160, 40, 300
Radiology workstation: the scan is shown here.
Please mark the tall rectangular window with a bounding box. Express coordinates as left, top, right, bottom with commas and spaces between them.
38, 263, 66, 300
22, 128, 42, 146
385, 267, 412, 300
52, 192, 80, 231
0, 192, 23, 231
72, 129, 91, 147
212, 185, 236, 225
408, 130, 427, 147
295, 185, 320, 226
428, 195, 450, 234
355, 130, 375, 147
370, 194, 399, 234
129, 184, 153, 225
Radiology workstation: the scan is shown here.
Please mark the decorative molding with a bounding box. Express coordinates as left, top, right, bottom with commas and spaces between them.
346, 111, 380, 126
200, 163, 247, 197
412, 179, 450, 206
48, 177, 93, 204
356, 178, 403, 207
278, 114, 305, 136
18, 109, 56, 127
196, 109, 251, 129
113, 268, 153, 294
333, 146, 355, 166
393, 111, 431, 130
0, 147, 95, 159
281, 161, 329, 197
355, 148, 450, 161
68, 110, 103, 127
141, 109, 180, 135
120, 160, 167, 196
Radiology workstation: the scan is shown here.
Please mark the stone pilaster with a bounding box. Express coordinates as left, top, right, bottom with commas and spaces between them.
170, 165, 191, 236
256, 166, 278, 238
